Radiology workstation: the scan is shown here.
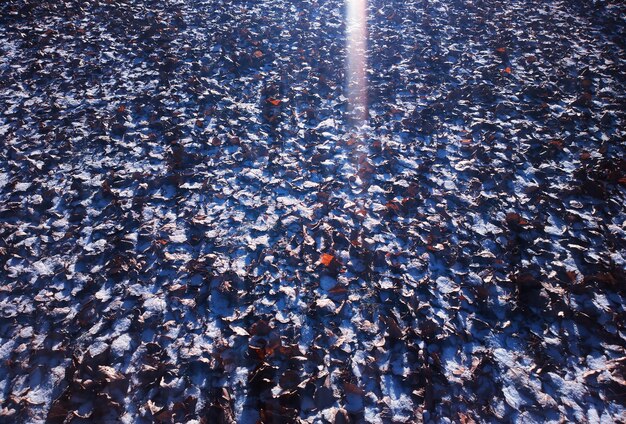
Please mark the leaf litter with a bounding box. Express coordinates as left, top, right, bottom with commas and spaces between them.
0, 0, 625, 422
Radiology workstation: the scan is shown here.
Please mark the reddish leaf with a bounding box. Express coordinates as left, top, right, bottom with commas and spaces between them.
385, 201, 400, 212
505, 212, 528, 227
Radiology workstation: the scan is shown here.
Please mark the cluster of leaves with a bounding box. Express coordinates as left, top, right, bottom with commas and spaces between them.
0, 0, 625, 422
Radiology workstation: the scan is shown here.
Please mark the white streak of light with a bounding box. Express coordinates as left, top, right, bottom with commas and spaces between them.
346, 0, 368, 125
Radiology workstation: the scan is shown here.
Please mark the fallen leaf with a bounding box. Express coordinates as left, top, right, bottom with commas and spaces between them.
320, 253, 334, 266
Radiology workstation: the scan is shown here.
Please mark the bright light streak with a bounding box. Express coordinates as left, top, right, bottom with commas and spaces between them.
346, 0, 368, 126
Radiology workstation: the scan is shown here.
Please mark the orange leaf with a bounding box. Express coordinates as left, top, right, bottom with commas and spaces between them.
267, 98, 281, 106
320, 253, 334, 266
504, 67, 512, 74
253, 50, 264, 58
496, 47, 506, 53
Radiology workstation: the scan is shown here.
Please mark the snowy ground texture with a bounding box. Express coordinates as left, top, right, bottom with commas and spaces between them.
1, 0, 625, 422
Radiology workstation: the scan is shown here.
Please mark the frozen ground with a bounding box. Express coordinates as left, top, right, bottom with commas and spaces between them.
0, 0, 625, 422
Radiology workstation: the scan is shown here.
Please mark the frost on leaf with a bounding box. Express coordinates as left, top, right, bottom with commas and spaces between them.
0, 0, 624, 422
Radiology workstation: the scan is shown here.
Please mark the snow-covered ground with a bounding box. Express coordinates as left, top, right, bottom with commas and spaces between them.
0, 0, 625, 422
